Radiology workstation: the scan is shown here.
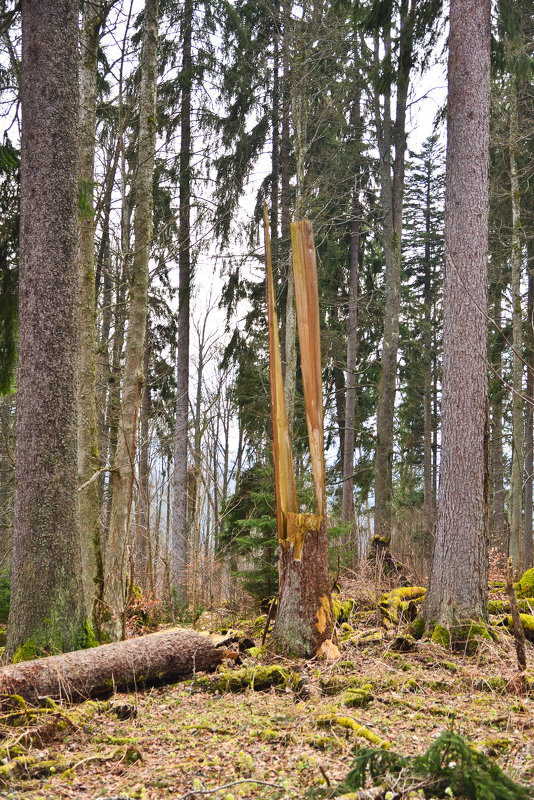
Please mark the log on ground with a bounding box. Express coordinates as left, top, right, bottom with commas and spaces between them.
0, 628, 234, 704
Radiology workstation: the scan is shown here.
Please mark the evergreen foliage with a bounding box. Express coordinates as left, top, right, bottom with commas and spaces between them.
314, 730, 531, 800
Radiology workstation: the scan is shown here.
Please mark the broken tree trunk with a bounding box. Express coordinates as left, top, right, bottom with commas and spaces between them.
263, 208, 334, 657
0, 628, 232, 705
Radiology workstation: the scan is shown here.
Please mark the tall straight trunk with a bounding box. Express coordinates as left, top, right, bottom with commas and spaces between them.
78, 0, 107, 630
373, 3, 410, 548
172, 0, 193, 606
102, 259, 127, 545
341, 73, 361, 531
491, 293, 507, 555
424, 0, 490, 627
524, 241, 534, 568
135, 327, 152, 592
509, 84, 523, 569
104, 0, 158, 639
423, 158, 434, 549
6, 0, 85, 659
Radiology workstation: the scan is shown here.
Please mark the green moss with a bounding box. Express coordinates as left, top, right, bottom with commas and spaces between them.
196, 665, 301, 693
488, 598, 534, 615
332, 596, 357, 623
343, 686, 374, 708
411, 616, 425, 640
515, 568, 534, 598
504, 613, 534, 642
12, 640, 38, 663
474, 676, 508, 692
431, 624, 450, 649
379, 587, 426, 626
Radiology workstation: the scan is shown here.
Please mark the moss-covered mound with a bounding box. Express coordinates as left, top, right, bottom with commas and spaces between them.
515, 568, 534, 599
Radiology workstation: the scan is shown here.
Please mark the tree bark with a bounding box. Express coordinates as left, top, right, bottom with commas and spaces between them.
78, 0, 108, 631
172, 0, 193, 606
373, 3, 410, 548
341, 70, 361, 534
491, 292, 507, 557
104, 0, 158, 639
6, 0, 85, 659
424, 0, 491, 627
0, 629, 231, 704
524, 240, 534, 568
509, 83, 523, 569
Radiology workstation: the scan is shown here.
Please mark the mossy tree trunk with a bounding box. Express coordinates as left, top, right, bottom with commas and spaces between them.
424, 0, 491, 629
103, 0, 158, 640
6, 0, 86, 660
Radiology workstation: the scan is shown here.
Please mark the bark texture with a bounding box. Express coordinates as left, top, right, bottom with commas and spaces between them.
424, 0, 491, 626
6, 0, 85, 659
509, 85, 523, 569
171, 0, 193, 606
373, 11, 410, 547
78, 0, 107, 628
0, 629, 229, 704
104, 0, 158, 639
341, 75, 361, 535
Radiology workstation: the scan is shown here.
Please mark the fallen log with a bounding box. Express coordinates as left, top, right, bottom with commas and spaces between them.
0, 627, 236, 705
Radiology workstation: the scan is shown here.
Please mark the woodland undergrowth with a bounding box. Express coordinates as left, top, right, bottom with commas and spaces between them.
0, 571, 532, 800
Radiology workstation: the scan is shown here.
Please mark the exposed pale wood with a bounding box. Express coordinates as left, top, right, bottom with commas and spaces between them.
0, 629, 231, 705
264, 205, 298, 546
291, 220, 325, 516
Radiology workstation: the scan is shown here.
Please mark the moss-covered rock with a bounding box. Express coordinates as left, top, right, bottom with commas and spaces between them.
515, 568, 534, 598
410, 616, 425, 640
504, 613, 534, 642
379, 587, 426, 626
488, 598, 534, 615
343, 685, 374, 708
332, 596, 357, 623
196, 665, 301, 693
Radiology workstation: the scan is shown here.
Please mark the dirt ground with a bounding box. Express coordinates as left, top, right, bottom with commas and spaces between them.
0, 579, 533, 800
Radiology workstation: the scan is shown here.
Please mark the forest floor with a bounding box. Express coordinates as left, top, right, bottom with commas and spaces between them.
0, 574, 533, 800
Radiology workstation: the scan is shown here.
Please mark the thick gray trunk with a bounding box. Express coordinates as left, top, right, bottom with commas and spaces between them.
424, 0, 491, 626
104, 0, 158, 639
6, 0, 85, 660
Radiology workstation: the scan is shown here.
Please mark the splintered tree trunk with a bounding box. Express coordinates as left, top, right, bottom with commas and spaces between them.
0, 629, 229, 704
104, 0, 158, 639
265, 213, 333, 657
171, 0, 193, 606
78, 0, 107, 630
6, 0, 85, 660
424, 0, 491, 627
